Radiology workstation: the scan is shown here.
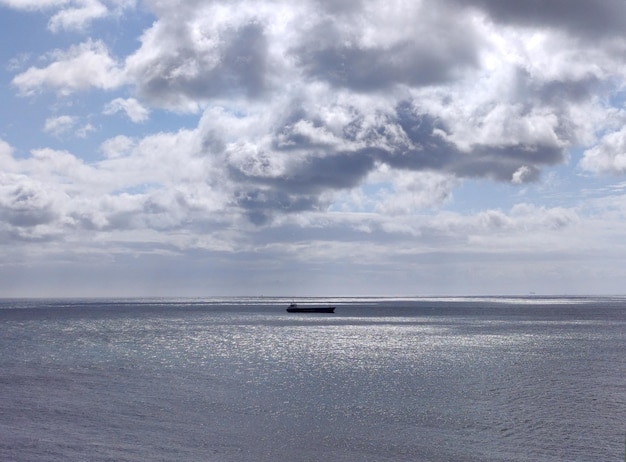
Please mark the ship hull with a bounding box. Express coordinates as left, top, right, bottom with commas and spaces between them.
286, 306, 335, 313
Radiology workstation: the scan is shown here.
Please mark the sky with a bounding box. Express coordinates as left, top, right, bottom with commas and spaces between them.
1, 0, 626, 297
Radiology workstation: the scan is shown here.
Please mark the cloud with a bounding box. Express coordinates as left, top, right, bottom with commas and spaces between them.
0, 0, 69, 8
453, 0, 626, 39
12, 1, 621, 193
0, 126, 234, 244
296, 2, 480, 92
335, 167, 458, 216
116, 0, 618, 209
0, 172, 59, 236
186, 96, 557, 227
0, 139, 17, 172
5, 0, 626, 295
44, 116, 96, 138
511, 166, 533, 184
580, 126, 626, 174
100, 135, 135, 159
104, 97, 149, 122
9, 0, 621, 230
76, 123, 96, 138
12, 39, 124, 95
48, 0, 108, 32
44, 115, 76, 136
0, 0, 134, 31
125, 9, 271, 111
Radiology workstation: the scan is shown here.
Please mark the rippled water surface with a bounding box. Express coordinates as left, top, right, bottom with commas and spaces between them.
1, 297, 624, 461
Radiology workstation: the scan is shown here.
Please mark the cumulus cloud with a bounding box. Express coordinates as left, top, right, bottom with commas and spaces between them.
332, 167, 458, 216
512, 166, 533, 184
296, 1, 480, 92
100, 135, 135, 159
13, 1, 624, 194
12, 39, 124, 95
4, 0, 626, 295
9, 0, 626, 227
44, 115, 76, 136
580, 127, 626, 174
0, 0, 69, 8
0, 172, 59, 239
114, 0, 625, 217
75, 123, 96, 138
104, 97, 149, 122
0, 0, 133, 30
48, 0, 108, 32
0, 129, 232, 247
44, 116, 96, 138
452, 0, 626, 39
0, 139, 17, 172
125, 13, 272, 112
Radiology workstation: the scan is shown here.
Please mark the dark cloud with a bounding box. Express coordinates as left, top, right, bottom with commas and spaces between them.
450, 148, 543, 182
380, 111, 556, 182
509, 67, 608, 146
312, 0, 364, 14
221, 23, 268, 98
233, 188, 320, 225
285, 150, 377, 193
455, 0, 626, 38
298, 34, 478, 92
272, 110, 331, 151
369, 104, 562, 182
133, 22, 269, 106
0, 184, 56, 227
229, 150, 376, 223
513, 67, 604, 105
227, 99, 567, 222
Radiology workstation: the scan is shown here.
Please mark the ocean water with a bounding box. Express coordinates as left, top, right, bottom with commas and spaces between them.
0, 296, 624, 462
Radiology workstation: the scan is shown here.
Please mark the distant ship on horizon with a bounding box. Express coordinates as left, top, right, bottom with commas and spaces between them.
286, 302, 335, 313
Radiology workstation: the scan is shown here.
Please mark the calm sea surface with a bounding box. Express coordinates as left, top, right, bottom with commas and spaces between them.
0, 296, 624, 461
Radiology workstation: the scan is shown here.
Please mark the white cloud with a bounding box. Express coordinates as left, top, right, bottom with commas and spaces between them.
44, 116, 96, 138
103, 97, 149, 122
512, 166, 532, 184
580, 126, 626, 174
0, 0, 135, 31
76, 123, 96, 138
329, 166, 457, 216
0, 0, 69, 8
27, 148, 95, 184
44, 115, 76, 136
100, 135, 135, 159
0, 139, 20, 177
48, 0, 108, 32
0, 129, 232, 244
6, 53, 31, 72
0, 138, 15, 158
12, 39, 124, 95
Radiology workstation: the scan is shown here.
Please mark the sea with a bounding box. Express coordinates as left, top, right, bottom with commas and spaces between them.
0, 296, 624, 462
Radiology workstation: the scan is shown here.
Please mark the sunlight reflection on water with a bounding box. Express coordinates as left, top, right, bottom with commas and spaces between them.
1, 299, 624, 461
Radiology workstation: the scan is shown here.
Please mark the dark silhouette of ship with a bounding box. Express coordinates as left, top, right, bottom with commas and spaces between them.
286, 303, 335, 313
